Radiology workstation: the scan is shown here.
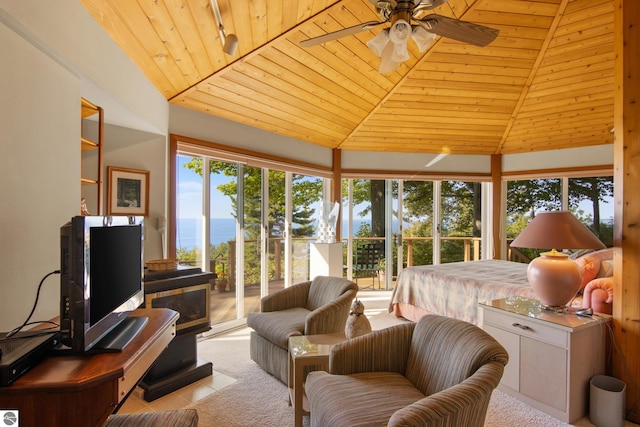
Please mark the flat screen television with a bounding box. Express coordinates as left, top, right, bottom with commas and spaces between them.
59, 215, 145, 353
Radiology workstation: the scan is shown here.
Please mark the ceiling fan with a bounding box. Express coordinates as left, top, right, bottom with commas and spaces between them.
300, 0, 499, 73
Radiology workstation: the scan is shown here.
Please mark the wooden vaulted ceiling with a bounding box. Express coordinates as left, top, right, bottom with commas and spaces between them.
80, 0, 615, 155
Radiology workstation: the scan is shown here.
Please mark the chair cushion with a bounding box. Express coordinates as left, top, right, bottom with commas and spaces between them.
246, 307, 309, 348
306, 371, 424, 427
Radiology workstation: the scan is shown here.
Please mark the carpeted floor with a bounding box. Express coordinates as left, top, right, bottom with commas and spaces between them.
188, 292, 634, 426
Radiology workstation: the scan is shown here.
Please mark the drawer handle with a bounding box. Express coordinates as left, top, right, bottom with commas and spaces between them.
511, 322, 532, 331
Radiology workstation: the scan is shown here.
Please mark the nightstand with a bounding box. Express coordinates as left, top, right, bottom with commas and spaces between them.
480, 297, 610, 423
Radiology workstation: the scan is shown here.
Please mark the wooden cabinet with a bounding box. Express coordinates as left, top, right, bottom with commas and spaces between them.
81, 98, 103, 215
480, 297, 609, 423
0, 309, 178, 427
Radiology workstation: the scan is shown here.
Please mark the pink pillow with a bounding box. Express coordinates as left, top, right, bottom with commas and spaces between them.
584, 248, 614, 264
582, 247, 614, 278
573, 256, 600, 291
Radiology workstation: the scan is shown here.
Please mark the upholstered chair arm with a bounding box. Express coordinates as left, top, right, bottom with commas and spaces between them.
583, 277, 614, 305
260, 281, 311, 312
582, 276, 614, 314
305, 289, 357, 335
329, 322, 416, 375
387, 361, 505, 427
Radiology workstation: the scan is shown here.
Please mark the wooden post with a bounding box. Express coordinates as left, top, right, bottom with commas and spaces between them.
491, 154, 502, 259
613, 0, 640, 422
332, 149, 342, 242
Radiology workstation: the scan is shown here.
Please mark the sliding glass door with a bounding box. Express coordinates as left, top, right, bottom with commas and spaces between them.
402, 180, 435, 267
175, 150, 325, 333
439, 181, 482, 263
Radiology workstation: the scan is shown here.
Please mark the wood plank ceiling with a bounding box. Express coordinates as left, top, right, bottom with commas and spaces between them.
80, 0, 614, 155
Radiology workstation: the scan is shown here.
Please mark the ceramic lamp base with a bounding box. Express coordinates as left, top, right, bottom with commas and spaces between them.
527, 250, 582, 308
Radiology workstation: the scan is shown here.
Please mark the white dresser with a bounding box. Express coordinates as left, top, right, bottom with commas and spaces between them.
480, 297, 610, 423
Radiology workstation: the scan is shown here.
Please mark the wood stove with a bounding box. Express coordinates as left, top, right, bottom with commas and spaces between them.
139, 266, 214, 401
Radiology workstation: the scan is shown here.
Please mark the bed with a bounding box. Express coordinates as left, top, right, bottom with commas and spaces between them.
388, 259, 538, 326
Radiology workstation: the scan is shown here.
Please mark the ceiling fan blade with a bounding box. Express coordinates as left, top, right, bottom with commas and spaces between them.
300, 21, 386, 47
418, 14, 499, 47
414, 0, 449, 13
368, 0, 396, 7
368, 0, 447, 9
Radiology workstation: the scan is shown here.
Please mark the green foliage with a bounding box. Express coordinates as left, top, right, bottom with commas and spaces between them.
181, 158, 323, 284
176, 246, 200, 265
507, 179, 562, 216
355, 222, 372, 238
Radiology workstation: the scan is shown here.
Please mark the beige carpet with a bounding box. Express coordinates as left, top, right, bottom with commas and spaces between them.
189, 294, 626, 426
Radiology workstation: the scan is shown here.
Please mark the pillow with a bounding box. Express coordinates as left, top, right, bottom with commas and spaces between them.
579, 248, 614, 278
573, 256, 600, 291
583, 247, 614, 264
598, 260, 614, 278
569, 249, 596, 260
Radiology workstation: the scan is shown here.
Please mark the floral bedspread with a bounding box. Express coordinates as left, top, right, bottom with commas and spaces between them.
389, 259, 537, 326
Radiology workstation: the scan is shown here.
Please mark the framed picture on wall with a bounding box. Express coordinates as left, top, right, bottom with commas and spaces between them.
107, 166, 149, 216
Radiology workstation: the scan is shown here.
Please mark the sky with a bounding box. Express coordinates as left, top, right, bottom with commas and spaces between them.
177, 155, 233, 219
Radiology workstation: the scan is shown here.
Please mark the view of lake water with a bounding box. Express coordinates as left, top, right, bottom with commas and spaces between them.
176, 218, 373, 250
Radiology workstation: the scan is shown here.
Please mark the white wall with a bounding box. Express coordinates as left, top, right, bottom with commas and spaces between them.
0, 2, 170, 330
0, 0, 167, 135
503, 145, 614, 173
169, 105, 333, 167
85, 123, 168, 261
0, 20, 79, 330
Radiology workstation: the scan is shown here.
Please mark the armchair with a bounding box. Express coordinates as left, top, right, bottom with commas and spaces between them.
573, 248, 614, 315
305, 315, 508, 427
246, 275, 357, 384
102, 409, 198, 426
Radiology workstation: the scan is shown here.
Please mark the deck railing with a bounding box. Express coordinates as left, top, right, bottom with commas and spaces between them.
178, 235, 493, 286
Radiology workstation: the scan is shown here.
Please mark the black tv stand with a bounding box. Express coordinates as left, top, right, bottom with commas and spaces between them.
93, 315, 148, 352
52, 315, 149, 355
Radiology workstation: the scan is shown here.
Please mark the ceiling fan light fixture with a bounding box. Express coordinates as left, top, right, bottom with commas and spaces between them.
391, 40, 410, 62
389, 19, 411, 44
388, 19, 411, 63
367, 29, 390, 57
412, 25, 436, 52
379, 41, 401, 73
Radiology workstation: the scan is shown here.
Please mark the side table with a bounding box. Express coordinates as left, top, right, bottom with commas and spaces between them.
288, 333, 347, 427
480, 297, 610, 423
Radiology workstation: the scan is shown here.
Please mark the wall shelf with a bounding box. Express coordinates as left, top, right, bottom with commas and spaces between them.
81, 98, 103, 215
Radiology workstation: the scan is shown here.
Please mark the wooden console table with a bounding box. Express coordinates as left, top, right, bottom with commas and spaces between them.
0, 308, 179, 427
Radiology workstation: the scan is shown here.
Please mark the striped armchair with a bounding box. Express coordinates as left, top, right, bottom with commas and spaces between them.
305, 315, 508, 427
246, 276, 358, 384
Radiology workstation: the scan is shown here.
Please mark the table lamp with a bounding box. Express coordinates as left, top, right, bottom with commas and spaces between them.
510, 211, 606, 310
